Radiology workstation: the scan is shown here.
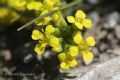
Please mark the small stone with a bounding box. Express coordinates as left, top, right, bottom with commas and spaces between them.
23, 54, 33, 63
43, 50, 51, 59
103, 12, 120, 29
99, 43, 108, 52
1, 50, 12, 61
107, 49, 120, 56
36, 55, 42, 61
107, 33, 118, 45
97, 30, 107, 40
115, 25, 120, 39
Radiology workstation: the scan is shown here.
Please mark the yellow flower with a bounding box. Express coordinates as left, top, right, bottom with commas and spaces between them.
34, 43, 47, 55
58, 53, 78, 70
32, 25, 62, 54
31, 25, 55, 40
60, 62, 70, 70
35, 0, 62, 26
73, 33, 95, 62
67, 10, 92, 29
67, 46, 79, 57
31, 30, 44, 40
73, 33, 95, 47
27, 1, 43, 10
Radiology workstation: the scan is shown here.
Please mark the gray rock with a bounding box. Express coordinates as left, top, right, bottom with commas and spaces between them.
103, 12, 120, 29
98, 30, 107, 39
107, 33, 118, 45
23, 54, 33, 63
64, 57, 120, 80
107, 49, 120, 56
115, 25, 120, 39
99, 42, 108, 52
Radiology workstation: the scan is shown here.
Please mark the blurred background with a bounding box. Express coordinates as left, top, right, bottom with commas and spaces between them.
0, 0, 120, 80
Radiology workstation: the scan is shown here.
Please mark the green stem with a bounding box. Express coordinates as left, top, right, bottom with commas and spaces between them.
17, 0, 82, 31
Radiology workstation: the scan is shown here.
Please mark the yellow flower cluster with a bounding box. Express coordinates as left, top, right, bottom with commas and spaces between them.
58, 52, 78, 70
0, 0, 96, 70
8, 0, 27, 11
32, 25, 62, 55
0, 0, 64, 25
0, 0, 96, 71
26, 0, 64, 26
0, 8, 19, 24
31, 9, 96, 70
0, 0, 62, 24
0, 8, 8, 18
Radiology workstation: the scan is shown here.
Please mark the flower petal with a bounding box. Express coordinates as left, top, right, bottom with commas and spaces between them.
75, 10, 86, 19
73, 33, 83, 44
52, 12, 62, 21
85, 36, 95, 46
31, 30, 43, 40
67, 16, 75, 23
82, 51, 94, 62
68, 46, 79, 57
45, 25, 55, 35
34, 43, 46, 55
60, 62, 70, 70
68, 59, 78, 67
83, 19, 92, 28
44, 0, 59, 6
58, 53, 66, 62
52, 44, 62, 52
49, 36, 60, 47
27, 2, 43, 10
75, 22, 83, 29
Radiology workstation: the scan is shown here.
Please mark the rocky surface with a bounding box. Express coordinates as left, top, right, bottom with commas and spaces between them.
64, 57, 120, 80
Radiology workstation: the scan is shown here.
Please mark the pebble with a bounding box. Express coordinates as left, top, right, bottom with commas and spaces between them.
115, 25, 120, 39
99, 42, 108, 52
107, 49, 120, 56
103, 12, 120, 29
